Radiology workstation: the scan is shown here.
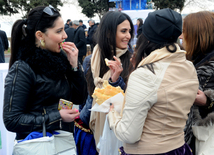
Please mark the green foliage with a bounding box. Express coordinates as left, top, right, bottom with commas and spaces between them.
78, 0, 115, 19
153, 0, 185, 12
0, 0, 63, 17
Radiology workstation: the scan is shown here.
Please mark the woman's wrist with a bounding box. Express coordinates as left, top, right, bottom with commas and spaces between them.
71, 62, 79, 71
110, 76, 119, 83
72, 66, 79, 71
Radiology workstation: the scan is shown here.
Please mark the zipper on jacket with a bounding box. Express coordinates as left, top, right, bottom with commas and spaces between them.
64, 75, 69, 85
9, 63, 19, 112
48, 119, 61, 126
43, 106, 62, 129
43, 108, 46, 115
59, 119, 62, 129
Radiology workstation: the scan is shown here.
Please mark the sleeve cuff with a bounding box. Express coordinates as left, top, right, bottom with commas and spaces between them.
108, 76, 126, 90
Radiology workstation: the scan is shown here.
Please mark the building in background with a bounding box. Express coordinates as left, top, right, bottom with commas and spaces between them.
109, 0, 154, 11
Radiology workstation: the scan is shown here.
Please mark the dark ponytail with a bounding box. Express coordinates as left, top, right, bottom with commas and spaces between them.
9, 20, 27, 68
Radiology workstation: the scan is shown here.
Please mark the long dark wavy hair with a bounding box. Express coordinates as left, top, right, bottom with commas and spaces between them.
86, 11, 134, 95
9, 6, 60, 69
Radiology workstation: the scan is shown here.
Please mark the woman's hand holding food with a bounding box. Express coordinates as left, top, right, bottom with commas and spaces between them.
108, 56, 123, 82
59, 108, 80, 122
61, 42, 78, 68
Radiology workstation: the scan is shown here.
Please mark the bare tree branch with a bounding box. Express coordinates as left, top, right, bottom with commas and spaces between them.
184, 0, 214, 10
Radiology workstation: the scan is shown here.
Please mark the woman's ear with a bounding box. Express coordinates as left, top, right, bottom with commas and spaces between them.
35, 30, 44, 41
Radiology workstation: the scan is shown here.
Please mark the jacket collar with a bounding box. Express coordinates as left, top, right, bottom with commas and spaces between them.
17, 45, 70, 80
194, 50, 214, 68
137, 44, 185, 67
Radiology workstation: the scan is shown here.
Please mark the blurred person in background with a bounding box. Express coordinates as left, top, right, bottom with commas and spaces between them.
0, 24, 9, 52
87, 19, 97, 53
79, 19, 87, 30
65, 21, 75, 42
136, 18, 143, 38
73, 20, 86, 64
0, 24, 9, 63
64, 19, 71, 30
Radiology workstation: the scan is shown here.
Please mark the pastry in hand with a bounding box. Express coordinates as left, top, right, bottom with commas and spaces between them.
92, 80, 124, 105
59, 41, 65, 51
105, 58, 109, 66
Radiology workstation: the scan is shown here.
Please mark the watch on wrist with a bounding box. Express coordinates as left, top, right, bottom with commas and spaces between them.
72, 66, 79, 71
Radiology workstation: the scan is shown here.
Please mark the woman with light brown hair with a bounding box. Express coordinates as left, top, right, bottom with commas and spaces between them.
179, 11, 214, 154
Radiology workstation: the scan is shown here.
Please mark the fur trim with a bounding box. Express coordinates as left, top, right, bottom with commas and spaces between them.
193, 106, 214, 127
204, 89, 214, 102
17, 41, 70, 80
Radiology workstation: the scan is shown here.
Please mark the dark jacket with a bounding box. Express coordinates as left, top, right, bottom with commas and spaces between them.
74, 26, 87, 57
185, 50, 214, 154
64, 23, 69, 30
137, 25, 143, 38
65, 27, 75, 42
3, 48, 87, 140
80, 24, 86, 30
0, 30, 8, 51
87, 24, 97, 45
0, 38, 5, 62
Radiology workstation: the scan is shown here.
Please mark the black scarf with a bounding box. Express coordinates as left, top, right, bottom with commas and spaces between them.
17, 42, 71, 80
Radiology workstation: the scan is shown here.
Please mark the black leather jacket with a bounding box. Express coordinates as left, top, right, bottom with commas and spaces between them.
3, 49, 87, 140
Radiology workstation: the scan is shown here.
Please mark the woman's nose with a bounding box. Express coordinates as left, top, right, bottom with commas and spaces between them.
179, 33, 183, 39
127, 32, 131, 40
63, 31, 68, 39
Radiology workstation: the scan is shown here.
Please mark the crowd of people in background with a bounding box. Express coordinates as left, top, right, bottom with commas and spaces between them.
63, 18, 99, 64
2, 4, 214, 155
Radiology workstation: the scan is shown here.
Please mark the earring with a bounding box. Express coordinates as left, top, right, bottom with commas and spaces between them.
40, 40, 45, 48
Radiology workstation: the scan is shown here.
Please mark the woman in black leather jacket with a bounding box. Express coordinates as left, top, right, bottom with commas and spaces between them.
179, 11, 214, 154
3, 5, 87, 140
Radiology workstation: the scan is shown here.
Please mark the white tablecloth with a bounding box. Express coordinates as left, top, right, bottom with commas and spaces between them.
0, 63, 16, 155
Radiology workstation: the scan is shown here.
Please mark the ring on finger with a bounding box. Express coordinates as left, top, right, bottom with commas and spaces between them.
72, 48, 75, 51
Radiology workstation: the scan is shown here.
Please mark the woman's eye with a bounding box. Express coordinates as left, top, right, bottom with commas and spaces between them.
57, 30, 62, 33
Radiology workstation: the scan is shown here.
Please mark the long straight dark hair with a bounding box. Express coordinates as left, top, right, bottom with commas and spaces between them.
9, 6, 60, 69
86, 11, 134, 95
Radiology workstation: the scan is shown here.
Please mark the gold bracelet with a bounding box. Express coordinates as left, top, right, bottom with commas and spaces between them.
74, 121, 93, 134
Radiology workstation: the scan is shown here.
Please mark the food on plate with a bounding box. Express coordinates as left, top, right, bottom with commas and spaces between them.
92, 80, 124, 105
